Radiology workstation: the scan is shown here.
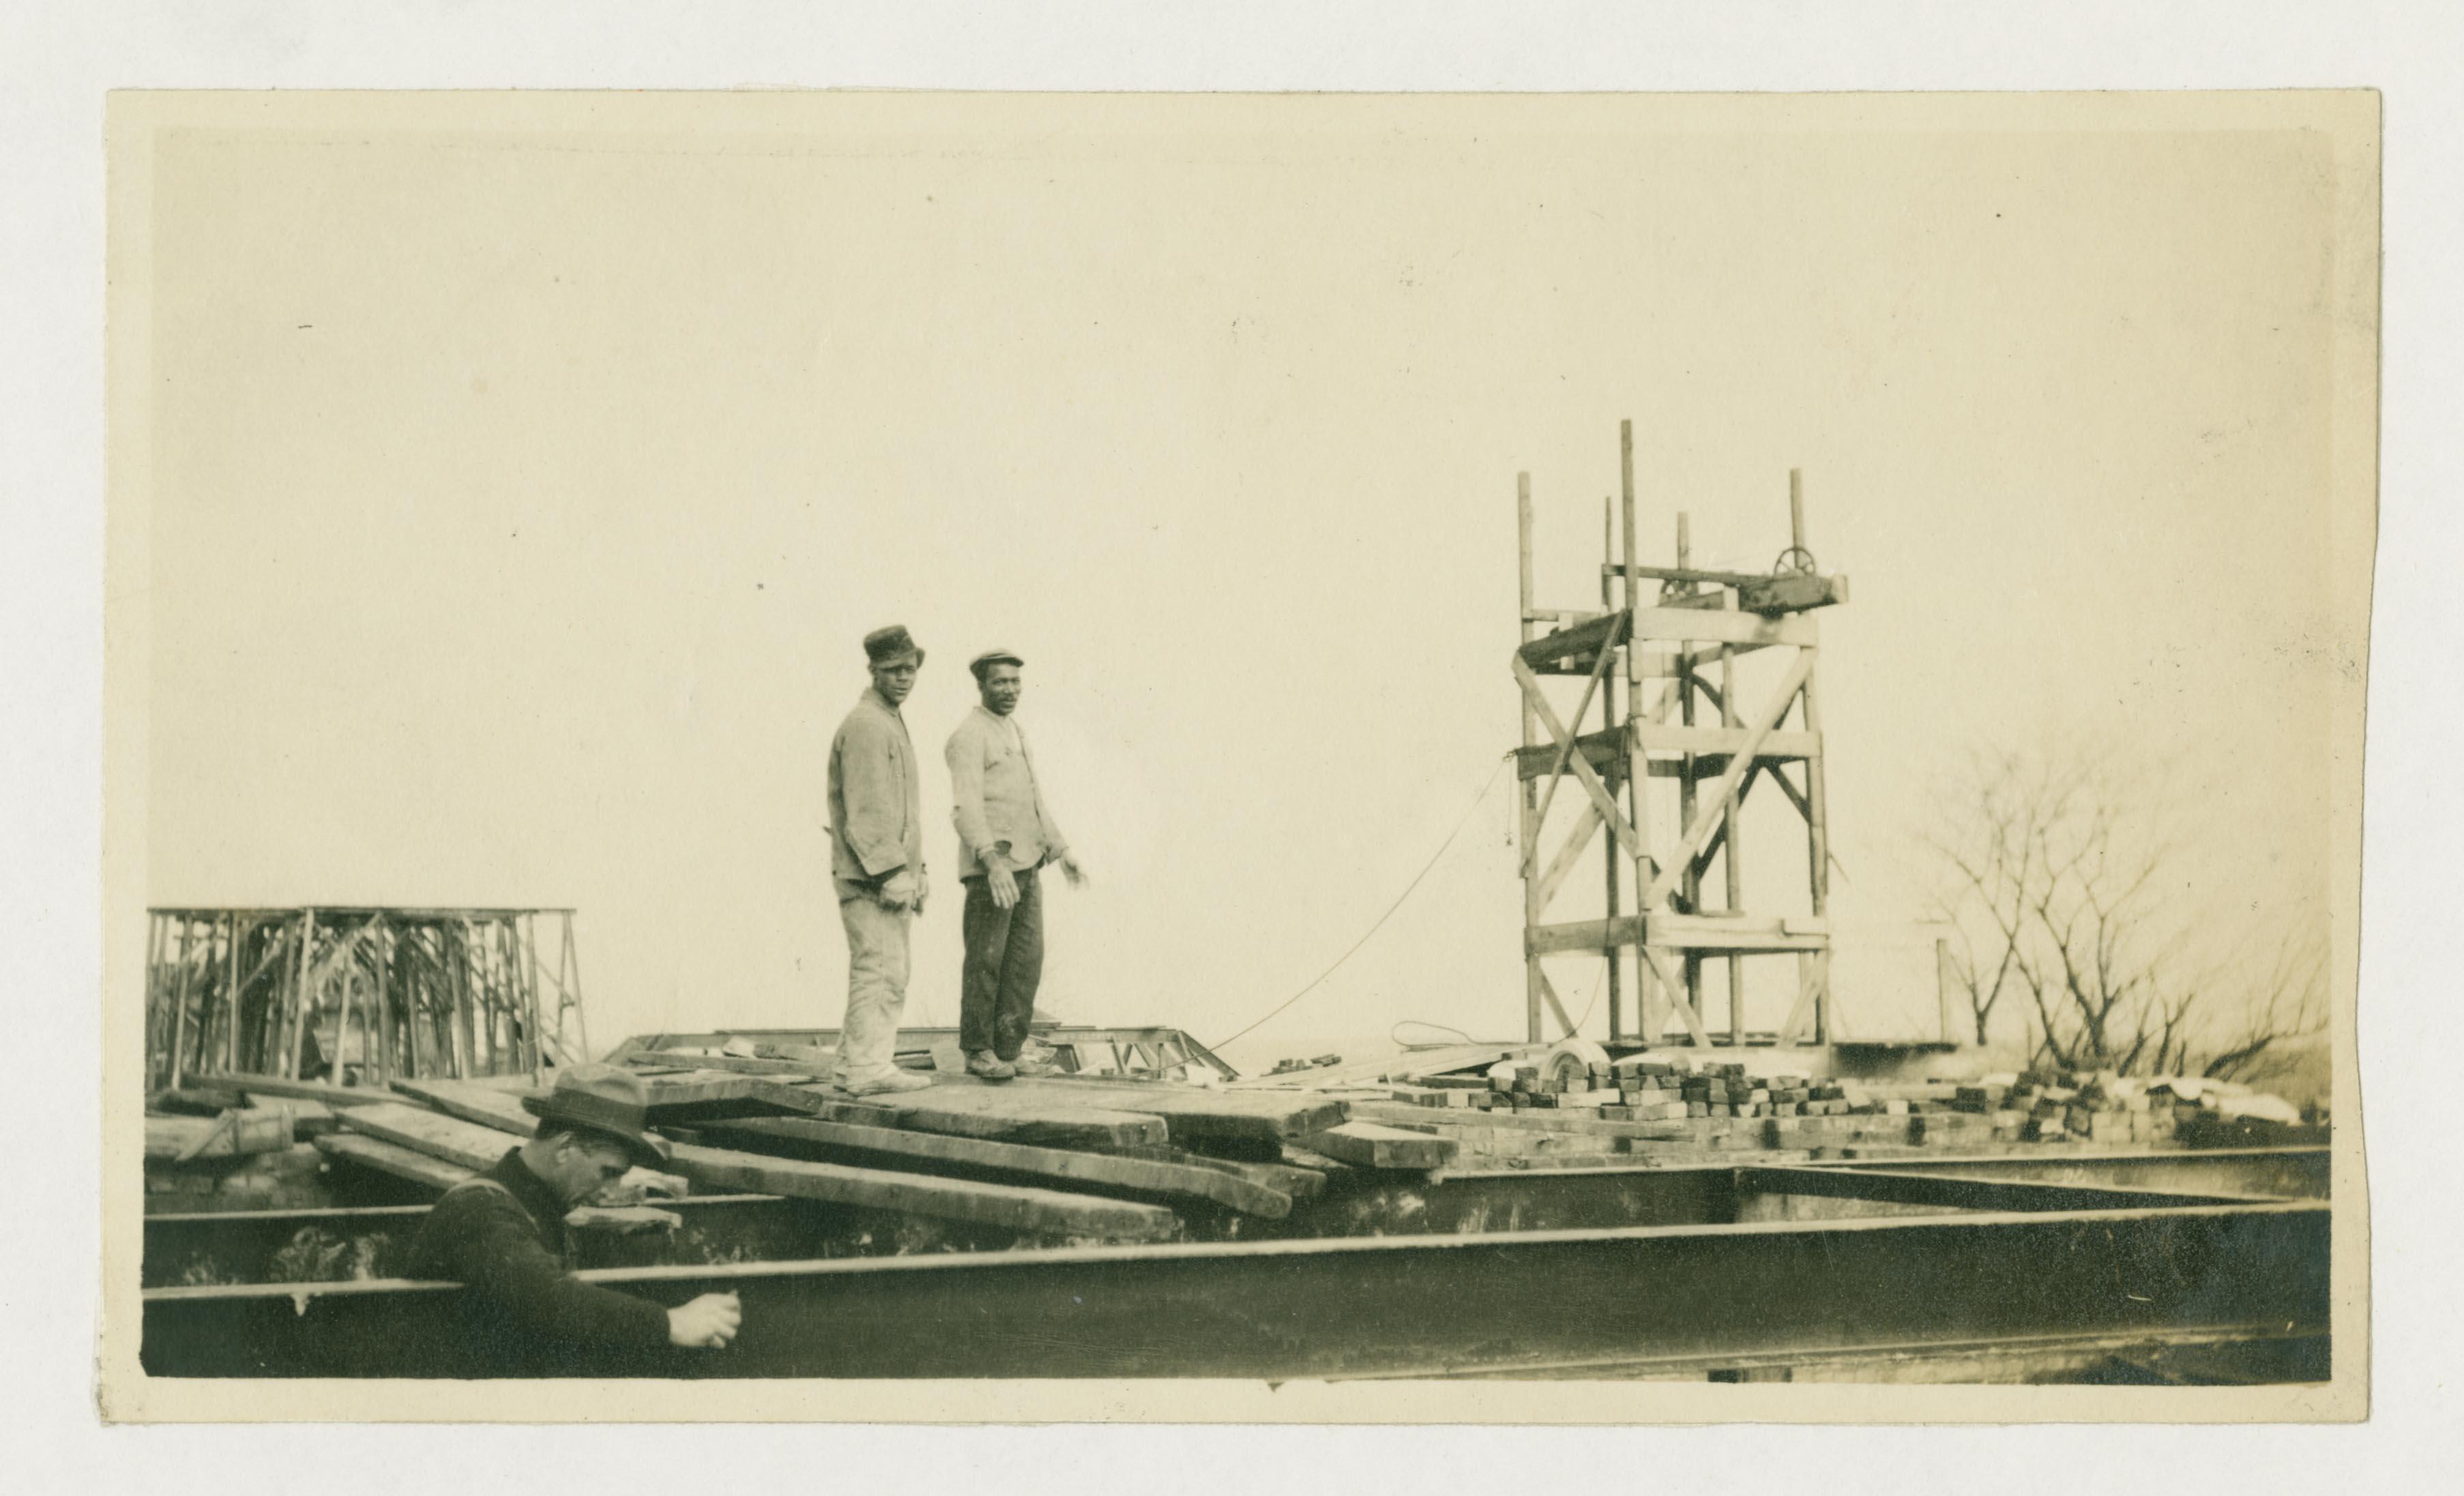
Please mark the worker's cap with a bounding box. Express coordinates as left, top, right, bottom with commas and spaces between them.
520, 1064, 673, 1169
862, 624, 925, 669
969, 647, 1025, 681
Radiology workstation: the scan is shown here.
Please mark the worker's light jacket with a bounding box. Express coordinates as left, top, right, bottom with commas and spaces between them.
945, 704, 1068, 878
828, 687, 925, 889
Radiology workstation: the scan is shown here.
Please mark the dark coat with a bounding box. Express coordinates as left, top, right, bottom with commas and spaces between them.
404, 1147, 671, 1375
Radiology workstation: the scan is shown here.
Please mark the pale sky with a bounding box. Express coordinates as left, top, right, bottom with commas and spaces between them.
130, 95, 2367, 1070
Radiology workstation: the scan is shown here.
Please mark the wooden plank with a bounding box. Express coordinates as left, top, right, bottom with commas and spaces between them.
1632, 724, 1820, 759
1087, 1142, 1328, 1201
639, 1072, 823, 1120
1527, 915, 1644, 957
705, 1115, 1291, 1218
999, 1078, 1349, 1144
628, 1048, 821, 1078
340, 1101, 524, 1172
1630, 606, 1817, 648
192, 1070, 391, 1107
1298, 1121, 1459, 1171
663, 1141, 1182, 1242
391, 1077, 537, 1135
795, 1087, 1172, 1149
145, 1111, 293, 1162
1514, 609, 1626, 668
314, 1132, 473, 1194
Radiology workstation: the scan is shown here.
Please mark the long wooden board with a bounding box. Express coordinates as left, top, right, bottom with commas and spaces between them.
314, 1132, 473, 1193
628, 1049, 820, 1079
191, 1071, 391, 1107
340, 1102, 524, 1173
793, 1087, 1172, 1149
391, 1078, 538, 1135
1299, 1121, 1459, 1171
1091, 1143, 1328, 1201
145, 1111, 295, 1162
706, 1115, 1291, 1218
986, 1077, 1349, 1145
663, 1142, 1181, 1242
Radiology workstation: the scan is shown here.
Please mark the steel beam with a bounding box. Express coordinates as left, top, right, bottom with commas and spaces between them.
1819, 1147, 2329, 1201
142, 1202, 2328, 1381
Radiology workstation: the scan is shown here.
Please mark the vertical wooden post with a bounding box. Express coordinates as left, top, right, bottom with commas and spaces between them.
1599, 499, 1623, 1042
1791, 470, 1834, 1042
332, 925, 359, 1089
523, 915, 548, 1086
1720, 643, 1746, 1042
1619, 420, 1658, 1044
563, 913, 590, 1061
288, 909, 318, 1080
165, 915, 196, 1091
452, 920, 476, 1080
1516, 471, 1544, 1044
219, 914, 239, 1072
1673, 514, 1706, 1040
372, 915, 393, 1086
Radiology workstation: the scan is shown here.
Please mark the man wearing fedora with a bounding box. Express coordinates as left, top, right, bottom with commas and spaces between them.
826, 624, 939, 1095
405, 1065, 743, 1372
946, 647, 1085, 1081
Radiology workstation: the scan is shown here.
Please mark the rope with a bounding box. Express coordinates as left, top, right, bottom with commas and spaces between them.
1209, 756, 1512, 1052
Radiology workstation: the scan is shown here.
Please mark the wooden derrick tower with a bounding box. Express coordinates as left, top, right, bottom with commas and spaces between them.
1513, 420, 1849, 1048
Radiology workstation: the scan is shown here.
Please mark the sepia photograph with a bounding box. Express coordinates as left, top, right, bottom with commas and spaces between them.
96, 87, 2375, 1423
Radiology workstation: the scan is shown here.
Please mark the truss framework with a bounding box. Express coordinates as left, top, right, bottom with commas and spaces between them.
1514, 422, 1849, 1047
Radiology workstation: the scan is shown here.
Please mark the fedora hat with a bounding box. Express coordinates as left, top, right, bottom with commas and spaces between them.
520, 1064, 673, 1169
863, 624, 925, 669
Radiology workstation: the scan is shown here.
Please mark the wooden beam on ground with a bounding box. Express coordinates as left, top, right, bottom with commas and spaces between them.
984, 1078, 1349, 1145
706, 1115, 1292, 1218
192, 1071, 390, 1107
1298, 1121, 1459, 1171
392, 1076, 538, 1134
639, 1072, 823, 1121
664, 1141, 1182, 1242
797, 1087, 1173, 1150
145, 1111, 295, 1162
314, 1132, 473, 1194
1088, 1143, 1329, 1202
627, 1048, 820, 1078
340, 1101, 525, 1173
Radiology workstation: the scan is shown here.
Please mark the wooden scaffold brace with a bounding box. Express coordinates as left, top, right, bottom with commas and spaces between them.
1512, 422, 1849, 1048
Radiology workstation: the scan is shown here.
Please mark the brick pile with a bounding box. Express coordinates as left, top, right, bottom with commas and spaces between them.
1940, 1070, 2182, 1144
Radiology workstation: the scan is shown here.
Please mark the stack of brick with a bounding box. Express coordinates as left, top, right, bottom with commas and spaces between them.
1938, 1070, 2178, 1144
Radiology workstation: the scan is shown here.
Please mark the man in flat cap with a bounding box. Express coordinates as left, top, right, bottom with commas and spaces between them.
945, 647, 1085, 1081
405, 1065, 743, 1373
826, 625, 939, 1095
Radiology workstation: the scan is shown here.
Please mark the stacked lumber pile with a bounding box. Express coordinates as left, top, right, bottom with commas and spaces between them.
291, 1053, 1461, 1253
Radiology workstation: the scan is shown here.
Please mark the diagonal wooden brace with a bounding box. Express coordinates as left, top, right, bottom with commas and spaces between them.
1531, 611, 1627, 830
1534, 964, 1580, 1039
1512, 654, 1644, 865
1635, 944, 1718, 1050
1531, 800, 1605, 911
1647, 650, 1813, 907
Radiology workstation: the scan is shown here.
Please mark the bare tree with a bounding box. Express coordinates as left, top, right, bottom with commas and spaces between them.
1920, 742, 2318, 1079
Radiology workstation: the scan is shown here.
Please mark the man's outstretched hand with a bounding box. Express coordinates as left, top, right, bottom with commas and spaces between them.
668, 1291, 742, 1349
1059, 854, 1087, 890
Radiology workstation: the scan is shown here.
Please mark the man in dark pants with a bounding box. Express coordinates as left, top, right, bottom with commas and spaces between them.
404, 1065, 741, 1374
945, 648, 1085, 1080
